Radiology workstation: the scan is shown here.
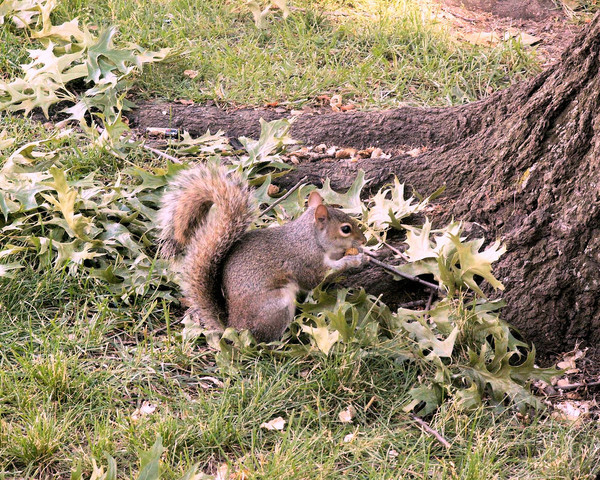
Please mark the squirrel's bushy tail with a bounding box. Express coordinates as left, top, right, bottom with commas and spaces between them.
158, 164, 256, 330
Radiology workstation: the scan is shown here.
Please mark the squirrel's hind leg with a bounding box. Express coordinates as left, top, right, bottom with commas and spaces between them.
229, 283, 299, 343
185, 306, 225, 333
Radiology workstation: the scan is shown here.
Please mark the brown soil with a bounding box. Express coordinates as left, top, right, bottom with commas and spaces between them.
437, 0, 582, 65
446, 0, 557, 20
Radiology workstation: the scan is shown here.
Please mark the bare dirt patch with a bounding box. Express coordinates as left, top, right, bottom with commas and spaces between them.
437, 0, 583, 64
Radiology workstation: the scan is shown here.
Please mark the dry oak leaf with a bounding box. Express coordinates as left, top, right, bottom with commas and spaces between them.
462, 31, 501, 46
504, 28, 541, 46
407, 146, 427, 157
357, 148, 375, 158
131, 401, 157, 421
370, 147, 384, 158
215, 464, 229, 480
339, 405, 356, 423
260, 416, 286, 430
317, 95, 331, 105
330, 94, 342, 112
335, 148, 357, 159
183, 69, 199, 79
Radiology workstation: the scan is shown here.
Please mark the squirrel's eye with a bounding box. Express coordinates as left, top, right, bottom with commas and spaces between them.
340, 225, 352, 235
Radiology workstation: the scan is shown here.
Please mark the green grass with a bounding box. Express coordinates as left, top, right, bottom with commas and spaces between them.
1, 263, 599, 478
0, 0, 539, 108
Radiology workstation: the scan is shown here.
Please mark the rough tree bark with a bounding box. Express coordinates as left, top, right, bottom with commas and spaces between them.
133, 13, 600, 365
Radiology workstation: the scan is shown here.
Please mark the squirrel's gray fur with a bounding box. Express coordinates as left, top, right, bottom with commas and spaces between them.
158, 163, 366, 342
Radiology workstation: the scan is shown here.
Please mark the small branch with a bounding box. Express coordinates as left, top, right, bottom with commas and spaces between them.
260, 176, 308, 216
290, 151, 336, 162
409, 414, 451, 449
364, 252, 443, 294
399, 299, 428, 309
383, 241, 409, 261
364, 396, 377, 412
425, 289, 435, 312
289, 6, 357, 17
556, 380, 600, 392
441, 7, 476, 23
141, 144, 182, 164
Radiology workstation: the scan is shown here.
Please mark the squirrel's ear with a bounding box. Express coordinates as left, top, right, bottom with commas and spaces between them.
314, 205, 329, 224
307, 191, 323, 208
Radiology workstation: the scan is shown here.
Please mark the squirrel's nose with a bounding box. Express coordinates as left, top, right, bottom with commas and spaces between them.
355, 234, 367, 246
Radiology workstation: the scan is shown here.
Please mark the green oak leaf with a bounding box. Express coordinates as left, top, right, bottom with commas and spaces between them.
368, 177, 428, 229
449, 234, 506, 296
86, 26, 139, 83
0, 261, 24, 278
301, 322, 340, 355
316, 170, 368, 214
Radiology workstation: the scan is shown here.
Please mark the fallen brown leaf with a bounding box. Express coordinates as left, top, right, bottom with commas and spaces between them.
462, 31, 501, 46
131, 401, 157, 421
357, 148, 375, 158
183, 69, 199, 79
330, 94, 342, 112
370, 147, 384, 158
335, 148, 357, 159
338, 406, 356, 423
260, 416, 286, 431
407, 146, 427, 157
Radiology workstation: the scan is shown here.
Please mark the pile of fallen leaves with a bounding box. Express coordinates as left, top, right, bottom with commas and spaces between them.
0, 118, 559, 419
0, 0, 169, 157
534, 348, 600, 423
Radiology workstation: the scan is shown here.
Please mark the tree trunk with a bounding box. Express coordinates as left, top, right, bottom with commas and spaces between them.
132, 12, 600, 367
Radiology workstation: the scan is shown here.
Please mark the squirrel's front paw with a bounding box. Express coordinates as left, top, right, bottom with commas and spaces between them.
342, 253, 364, 268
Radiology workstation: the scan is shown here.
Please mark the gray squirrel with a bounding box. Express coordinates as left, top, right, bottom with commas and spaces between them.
158, 164, 366, 342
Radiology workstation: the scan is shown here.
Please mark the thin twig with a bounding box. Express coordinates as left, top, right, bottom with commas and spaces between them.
425, 289, 435, 311
409, 414, 451, 449
441, 7, 476, 22
292, 151, 336, 162
95, 126, 183, 165
364, 396, 377, 412
142, 144, 182, 164
260, 176, 308, 216
399, 299, 428, 309
289, 6, 356, 17
556, 380, 600, 392
383, 241, 409, 261
364, 251, 443, 294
